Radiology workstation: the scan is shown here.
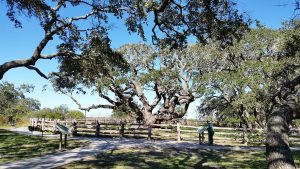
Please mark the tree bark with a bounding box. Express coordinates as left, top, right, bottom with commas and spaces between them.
266, 107, 295, 169
143, 106, 156, 125
239, 104, 250, 144
242, 123, 248, 145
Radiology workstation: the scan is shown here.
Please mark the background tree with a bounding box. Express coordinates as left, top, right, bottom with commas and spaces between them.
194, 22, 300, 168
0, 82, 40, 124
197, 27, 288, 128
33, 108, 64, 120
33, 106, 84, 120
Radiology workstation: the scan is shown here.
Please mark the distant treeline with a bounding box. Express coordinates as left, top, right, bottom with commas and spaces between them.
0, 81, 84, 126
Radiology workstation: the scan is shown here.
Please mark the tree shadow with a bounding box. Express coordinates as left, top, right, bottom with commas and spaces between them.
57, 147, 267, 169
0, 129, 87, 163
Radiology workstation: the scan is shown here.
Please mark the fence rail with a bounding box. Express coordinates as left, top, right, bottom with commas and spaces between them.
29, 118, 300, 145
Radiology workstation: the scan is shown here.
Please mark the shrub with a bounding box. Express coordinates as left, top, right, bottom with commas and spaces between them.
65, 110, 84, 119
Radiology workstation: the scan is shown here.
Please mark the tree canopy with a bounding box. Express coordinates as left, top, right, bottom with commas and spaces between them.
0, 0, 249, 125
53, 43, 209, 124
0, 0, 248, 79
197, 25, 299, 126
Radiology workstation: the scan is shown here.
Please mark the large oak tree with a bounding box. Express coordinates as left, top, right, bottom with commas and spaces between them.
52, 43, 205, 125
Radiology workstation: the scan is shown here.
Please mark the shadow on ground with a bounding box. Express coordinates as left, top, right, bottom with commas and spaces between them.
57, 146, 266, 169
0, 129, 88, 163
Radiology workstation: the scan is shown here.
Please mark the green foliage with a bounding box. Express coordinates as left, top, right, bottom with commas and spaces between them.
53, 35, 128, 91
53, 43, 206, 122
32, 105, 84, 120
111, 110, 129, 119
5, 0, 50, 28
2, 0, 249, 123
33, 108, 65, 120
0, 82, 40, 125
111, 102, 135, 119
4, 0, 248, 47
197, 23, 300, 125
65, 110, 84, 119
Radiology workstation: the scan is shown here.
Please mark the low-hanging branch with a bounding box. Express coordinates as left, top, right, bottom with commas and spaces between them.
0, 1, 127, 80
61, 91, 116, 111
25, 66, 48, 79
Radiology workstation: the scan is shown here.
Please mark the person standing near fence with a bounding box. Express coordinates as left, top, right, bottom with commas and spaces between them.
207, 121, 214, 145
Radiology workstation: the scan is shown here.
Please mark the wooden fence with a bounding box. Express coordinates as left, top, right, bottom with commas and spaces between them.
29, 118, 300, 146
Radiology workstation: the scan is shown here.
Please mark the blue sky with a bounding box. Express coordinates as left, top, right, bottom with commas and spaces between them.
0, 0, 297, 118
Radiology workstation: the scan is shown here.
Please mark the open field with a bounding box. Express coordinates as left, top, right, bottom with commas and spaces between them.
0, 129, 89, 163
58, 146, 300, 169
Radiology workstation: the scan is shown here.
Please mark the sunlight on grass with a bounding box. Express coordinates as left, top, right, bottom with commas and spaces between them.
0, 129, 89, 163
57, 147, 255, 169
58, 146, 300, 169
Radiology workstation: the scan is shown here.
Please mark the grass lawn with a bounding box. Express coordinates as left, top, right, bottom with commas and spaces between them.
0, 129, 89, 163
58, 146, 300, 169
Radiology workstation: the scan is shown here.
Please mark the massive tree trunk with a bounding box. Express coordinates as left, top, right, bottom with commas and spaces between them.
266, 91, 300, 169
266, 107, 295, 169
143, 108, 156, 125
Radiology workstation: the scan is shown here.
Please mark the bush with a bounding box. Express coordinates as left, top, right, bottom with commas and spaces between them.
65, 110, 84, 119
32, 107, 84, 120
0, 115, 8, 127
32, 108, 65, 120
15, 114, 30, 126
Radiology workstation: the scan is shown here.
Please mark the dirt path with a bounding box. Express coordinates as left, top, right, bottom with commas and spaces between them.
0, 127, 297, 169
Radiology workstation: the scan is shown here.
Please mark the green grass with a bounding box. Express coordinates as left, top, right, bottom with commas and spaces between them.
58, 147, 300, 169
0, 129, 89, 163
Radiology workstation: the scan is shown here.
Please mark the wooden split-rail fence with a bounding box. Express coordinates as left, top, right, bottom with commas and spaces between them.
29, 118, 300, 145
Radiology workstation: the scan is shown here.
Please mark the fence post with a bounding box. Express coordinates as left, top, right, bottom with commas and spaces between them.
34, 118, 37, 129
242, 124, 248, 145
177, 122, 181, 141
53, 119, 57, 133
119, 121, 125, 137
95, 120, 100, 137
199, 131, 204, 144
71, 120, 77, 136
59, 133, 62, 150
148, 125, 152, 140
198, 133, 201, 144
41, 118, 45, 131
64, 134, 67, 148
